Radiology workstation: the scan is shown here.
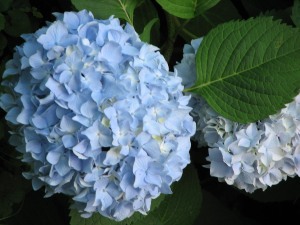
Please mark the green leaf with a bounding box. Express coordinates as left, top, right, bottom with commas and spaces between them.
188, 17, 300, 123
134, 0, 159, 32
70, 165, 202, 225
140, 18, 158, 43
292, 0, 300, 27
70, 193, 165, 225
71, 0, 139, 25
259, 8, 293, 25
134, 165, 202, 225
156, 0, 221, 19
134, 0, 160, 45
70, 210, 119, 225
0, 13, 5, 31
177, 0, 242, 41
126, 194, 167, 225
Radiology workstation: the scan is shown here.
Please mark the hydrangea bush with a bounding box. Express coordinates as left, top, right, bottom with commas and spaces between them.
175, 38, 300, 193
0, 10, 195, 221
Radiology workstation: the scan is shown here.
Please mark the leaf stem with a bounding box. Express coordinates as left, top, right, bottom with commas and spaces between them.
201, 13, 214, 26
180, 27, 198, 39
183, 86, 197, 92
118, 0, 134, 26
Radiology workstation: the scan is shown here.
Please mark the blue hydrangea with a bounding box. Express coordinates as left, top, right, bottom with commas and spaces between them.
175, 37, 300, 193
0, 10, 195, 221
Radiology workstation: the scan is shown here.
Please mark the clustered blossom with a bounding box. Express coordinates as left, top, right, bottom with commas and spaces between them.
175, 38, 300, 193
0, 10, 195, 221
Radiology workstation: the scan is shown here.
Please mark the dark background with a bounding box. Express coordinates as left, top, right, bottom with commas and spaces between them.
1, 0, 299, 225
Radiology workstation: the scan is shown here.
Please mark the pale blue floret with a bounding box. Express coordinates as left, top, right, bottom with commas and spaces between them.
0, 10, 195, 221
175, 37, 300, 193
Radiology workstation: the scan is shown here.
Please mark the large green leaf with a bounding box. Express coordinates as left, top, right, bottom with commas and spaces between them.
70, 189, 166, 225
71, 209, 124, 225
292, 0, 300, 27
70, 165, 202, 225
156, 0, 221, 19
133, 165, 202, 225
259, 8, 293, 25
188, 17, 300, 123
139, 18, 158, 43
177, 0, 241, 41
71, 0, 139, 25
70, 210, 122, 225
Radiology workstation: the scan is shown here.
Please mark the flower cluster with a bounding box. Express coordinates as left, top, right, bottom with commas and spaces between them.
175, 38, 300, 193
0, 10, 195, 221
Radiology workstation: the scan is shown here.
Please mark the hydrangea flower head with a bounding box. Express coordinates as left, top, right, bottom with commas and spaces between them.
0, 10, 195, 221
175, 37, 300, 193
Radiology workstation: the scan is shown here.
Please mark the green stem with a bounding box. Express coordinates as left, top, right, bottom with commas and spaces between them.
183, 86, 197, 92
180, 27, 198, 39
202, 13, 214, 27
118, 0, 134, 26
173, 17, 191, 35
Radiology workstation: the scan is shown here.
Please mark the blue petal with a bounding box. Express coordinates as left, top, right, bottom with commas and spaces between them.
46, 150, 61, 164
95, 189, 113, 211
37, 21, 68, 49
60, 116, 80, 133
55, 157, 71, 176
62, 134, 77, 148
26, 140, 42, 154
29, 51, 44, 68
103, 147, 121, 166
98, 42, 123, 64
0, 94, 15, 111
69, 152, 82, 170
63, 11, 80, 30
